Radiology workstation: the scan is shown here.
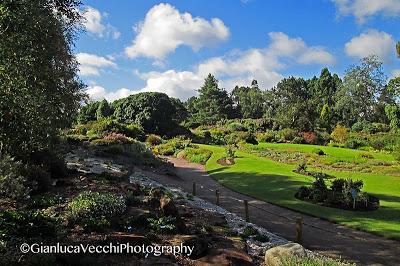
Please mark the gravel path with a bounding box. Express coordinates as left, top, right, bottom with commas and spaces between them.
147, 157, 400, 266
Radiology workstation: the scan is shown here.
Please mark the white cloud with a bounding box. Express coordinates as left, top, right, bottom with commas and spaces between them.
76, 53, 116, 76
125, 3, 229, 59
82, 6, 121, 39
86, 85, 134, 102
344, 30, 396, 62
392, 69, 400, 78
88, 32, 334, 101
332, 0, 400, 23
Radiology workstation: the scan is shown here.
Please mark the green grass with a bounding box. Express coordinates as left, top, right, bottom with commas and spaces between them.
199, 143, 400, 239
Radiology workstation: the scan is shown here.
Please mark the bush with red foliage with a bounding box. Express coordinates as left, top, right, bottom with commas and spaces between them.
299, 132, 317, 144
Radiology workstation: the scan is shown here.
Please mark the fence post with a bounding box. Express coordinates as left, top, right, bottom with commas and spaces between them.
244, 200, 249, 222
215, 189, 220, 206
295, 217, 303, 243
192, 182, 196, 196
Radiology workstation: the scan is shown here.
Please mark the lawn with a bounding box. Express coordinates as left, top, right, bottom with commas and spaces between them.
199, 143, 400, 239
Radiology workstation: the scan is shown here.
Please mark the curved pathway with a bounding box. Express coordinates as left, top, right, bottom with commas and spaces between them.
146, 157, 400, 266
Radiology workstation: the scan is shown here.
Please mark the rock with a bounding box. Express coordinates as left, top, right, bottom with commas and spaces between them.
196, 248, 253, 266
160, 195, 179, 217
264, 243, 307, 266
182, 236, 210, 259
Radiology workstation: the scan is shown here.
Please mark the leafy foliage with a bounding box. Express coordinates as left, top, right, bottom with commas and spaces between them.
67, 191, 126, 231
0, 0, 85, 158
0, 155, 29, 200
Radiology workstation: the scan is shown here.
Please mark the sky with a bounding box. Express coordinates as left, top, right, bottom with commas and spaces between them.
75, 0, 400, 102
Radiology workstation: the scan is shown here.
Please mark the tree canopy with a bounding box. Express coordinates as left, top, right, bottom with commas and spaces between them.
0, 0, 85, 158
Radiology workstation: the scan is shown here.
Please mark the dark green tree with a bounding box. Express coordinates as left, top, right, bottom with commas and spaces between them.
191, 74, 234, 125
231, 80, 264, 119
96, 99, 112, 120
0, 0, 85, 158
113, 92, 177, 135
77, 101, 100, 124
271, 77, 316, 131
309, 68, 341, 131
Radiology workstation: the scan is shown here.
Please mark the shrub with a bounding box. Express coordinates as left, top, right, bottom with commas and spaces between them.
295, 162, 307, 173
277, 128, 297, 142
153, 137, 191, 156
344, 138, 365, 149
30, 194, 64, 208
84, 118, 144, 140
331, 124, 349, 144
241, 226, 259, 238
316, 131, 332, 145
227, 122, 247, 132
147, 216, 176, 233
292, 136, 304, 144
146, 134, 162, 146
91, 133, 133, 146
24, 165, 52, 193
313, 148, 325, 156
29, 149, 68, 179
177, 147, 213, 164
256, 130, 278, 143
67, 191, 126, 231
0, 210, 56, 242
226, 132, 258, 145
0, 155, 29, 200
300, 132, 317, 144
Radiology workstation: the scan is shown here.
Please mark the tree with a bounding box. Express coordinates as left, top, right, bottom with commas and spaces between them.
170, 97, 188, 124
77, 101, 100, 124
270, 77, 317, 131
96, 99, 112, 120
397, 41, 400, 58
113, 92, 177, 135
334, 56, 386, 127
0, 0, 85, 158
309, 68, 341, 131
384, 77, 400, 130
231, 80, 264, 119
190, 74, 234, 125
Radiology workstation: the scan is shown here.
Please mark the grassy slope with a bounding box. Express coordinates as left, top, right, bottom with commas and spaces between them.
199, 143, 400, 239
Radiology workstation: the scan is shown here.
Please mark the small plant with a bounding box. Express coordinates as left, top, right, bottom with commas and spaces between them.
295, 162, 307, 173
147, 216, 176, 233
241, 226, 259, 239
67, 191, 126, 231
225, 145, 236, 159
253, 234, 269, 242
0, 155, 29, 200
146, 134, 162, 146
313, 148, 325, 156
30, 194, 64, 208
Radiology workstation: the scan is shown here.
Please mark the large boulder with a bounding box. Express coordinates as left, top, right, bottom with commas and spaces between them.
264, 243, 307, 266
160, 194, 179, 217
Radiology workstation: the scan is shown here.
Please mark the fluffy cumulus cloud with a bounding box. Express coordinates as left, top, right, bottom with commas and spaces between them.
83, 6, 121, 39
76, 53, 116, 76
84, 32, 333, 101
332, 0, 400, 23
125, 3, 230, 59
344, 30, 396, 62
392, 69, 400, 78
86, 85, 134, 102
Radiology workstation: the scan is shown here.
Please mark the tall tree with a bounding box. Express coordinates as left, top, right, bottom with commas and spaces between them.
309, 68, 341, 131
397, 41, 400, 58
271, 77, 317, 131
0, 0, 85, 158
96, 99, 112, 120
231, 80, 265, 119
335, 56, 386, 127
191, 74, 234, 125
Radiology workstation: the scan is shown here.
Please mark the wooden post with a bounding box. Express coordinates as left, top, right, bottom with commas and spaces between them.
244, 200, 249, 222
295, 217, 303, 243
192, 182, 196, 196
216, 189, 220, 206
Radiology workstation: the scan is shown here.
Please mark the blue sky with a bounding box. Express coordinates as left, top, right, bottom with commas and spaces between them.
75, 0, 400, 101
